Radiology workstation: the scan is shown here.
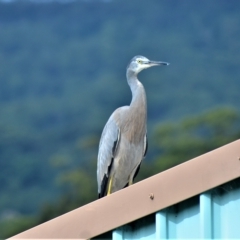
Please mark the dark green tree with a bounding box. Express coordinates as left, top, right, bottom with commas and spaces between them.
152, 107, 240, 173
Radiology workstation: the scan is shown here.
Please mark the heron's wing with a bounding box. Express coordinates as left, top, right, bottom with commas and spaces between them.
131, 133, 147, 183
143, 133, 148, 157
97, 116, 120, 198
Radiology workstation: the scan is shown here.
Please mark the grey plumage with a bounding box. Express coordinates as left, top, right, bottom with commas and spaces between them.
97, 55, 169, 198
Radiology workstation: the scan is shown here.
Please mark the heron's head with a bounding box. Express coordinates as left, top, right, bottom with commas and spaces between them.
127, 55, 169, 75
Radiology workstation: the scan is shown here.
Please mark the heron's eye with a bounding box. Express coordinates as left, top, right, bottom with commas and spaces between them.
137, 59, 143, 64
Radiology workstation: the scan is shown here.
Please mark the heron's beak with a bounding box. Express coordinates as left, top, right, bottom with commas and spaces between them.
147, 60, 170, 66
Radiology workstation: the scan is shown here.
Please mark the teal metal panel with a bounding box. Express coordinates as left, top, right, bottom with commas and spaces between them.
120, 214, 156, 240
121, 224, 155, 240
167, 196, 200, 239
200, 192, 213, 238
112, 214, 155, 240
212, 180, 240, 239
112, 228, 123, 240
155, 210, 167, 239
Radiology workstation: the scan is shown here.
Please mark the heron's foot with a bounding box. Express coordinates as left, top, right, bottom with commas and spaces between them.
107, 177, 113, 195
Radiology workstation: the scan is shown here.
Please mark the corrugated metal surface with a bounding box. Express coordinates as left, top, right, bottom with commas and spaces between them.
110, 178, 240, 240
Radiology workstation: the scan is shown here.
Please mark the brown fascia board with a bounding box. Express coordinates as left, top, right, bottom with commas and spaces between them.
10, 139, 240, 240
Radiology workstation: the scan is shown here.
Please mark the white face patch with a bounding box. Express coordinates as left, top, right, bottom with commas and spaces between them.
136, 57, 149, 65
134, 57, 150, 73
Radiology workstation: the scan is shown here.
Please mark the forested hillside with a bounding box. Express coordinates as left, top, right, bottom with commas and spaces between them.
0, 0, 240, 238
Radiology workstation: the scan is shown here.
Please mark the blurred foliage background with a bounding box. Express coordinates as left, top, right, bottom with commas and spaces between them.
0, 0, 240, 238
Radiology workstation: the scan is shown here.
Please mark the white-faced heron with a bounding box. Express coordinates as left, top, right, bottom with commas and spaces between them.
97, 55, 169, 198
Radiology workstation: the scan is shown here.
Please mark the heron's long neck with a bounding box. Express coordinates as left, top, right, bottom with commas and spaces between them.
126, 70, 147, 120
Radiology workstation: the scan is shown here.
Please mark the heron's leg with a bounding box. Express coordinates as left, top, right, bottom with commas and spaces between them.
128, 177, 133, 186
128, 166, 138, 186
107, 176, 113, 195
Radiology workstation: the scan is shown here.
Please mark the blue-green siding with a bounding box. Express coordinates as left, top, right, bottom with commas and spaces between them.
94, 178, 240, 240
212, 183, 240, 239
